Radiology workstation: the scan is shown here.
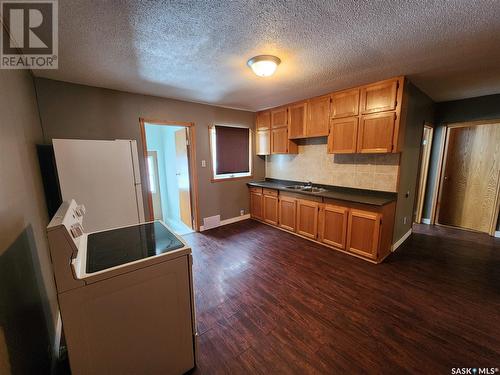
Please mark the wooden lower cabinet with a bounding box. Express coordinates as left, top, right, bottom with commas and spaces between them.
278, 196, 296, 232
263, 193, 279, 225
249, 189, 263, 220
319, 204, 348, 249
248, 187, 395, 263
296, 199, 319, 239
347, 209, 381, 259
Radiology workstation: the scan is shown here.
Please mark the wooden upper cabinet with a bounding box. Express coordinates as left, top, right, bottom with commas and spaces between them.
263, 192, 279, 226
256, 129, 270, 155
278, 195, 297, 232
250, 189, 263, 220
331, 89, 359, 119
319, 205, 348, 249
271, 127, 288, 154
360, 79, 398, 114
347, 209, 381, 259
328, 117, 358, 154
288, 102, 307, 139
256, 111, 271, 129
271, 107, 288, 128
296, 199, 319, 239
357, 112, 396, 153
307, 95, 331, 137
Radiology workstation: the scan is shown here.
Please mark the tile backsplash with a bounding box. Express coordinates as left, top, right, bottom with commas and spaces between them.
265, 142, 399, 192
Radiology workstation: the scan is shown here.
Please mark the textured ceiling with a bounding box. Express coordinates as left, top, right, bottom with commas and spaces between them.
34, 0, 500, 111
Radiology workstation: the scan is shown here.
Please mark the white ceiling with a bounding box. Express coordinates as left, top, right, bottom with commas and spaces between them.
34, 0, 500, 111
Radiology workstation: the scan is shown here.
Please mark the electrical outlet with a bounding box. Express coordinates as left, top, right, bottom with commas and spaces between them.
201, 160, 206, 167
240, 209, 245, 216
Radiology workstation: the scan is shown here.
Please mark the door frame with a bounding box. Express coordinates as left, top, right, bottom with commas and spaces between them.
432, 119, 500, 235
413, 123, 434, 223
139, 118, 200, 231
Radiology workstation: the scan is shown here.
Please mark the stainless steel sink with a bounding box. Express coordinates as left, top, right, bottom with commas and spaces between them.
284, 185, 327, 193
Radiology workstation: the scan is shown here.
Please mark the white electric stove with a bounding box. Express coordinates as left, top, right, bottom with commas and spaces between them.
47, 200, 197, 375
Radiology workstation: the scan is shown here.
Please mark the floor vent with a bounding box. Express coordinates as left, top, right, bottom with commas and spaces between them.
203, 215, 221, 230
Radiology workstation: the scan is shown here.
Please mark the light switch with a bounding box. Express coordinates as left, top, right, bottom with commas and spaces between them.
201, 160, 206, 167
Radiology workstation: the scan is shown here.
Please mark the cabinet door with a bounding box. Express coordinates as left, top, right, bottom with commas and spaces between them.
320, 205, 348, 249
279, 196, 296, 232
271, 127, 288, 154
256, 129, 270, 155
263, 194, 278, 225
358, 112, 396, 153
288, 102, 307, 139
331, 89, 359, 118
271, 107, 288, 128
360, 80, 398, 114
250, 191, 263, 219
256, 111, 271, 129
347, 209, 381, 259
307, 95, 330, 137
296, 199, 319, 239
328, 117, 358, 154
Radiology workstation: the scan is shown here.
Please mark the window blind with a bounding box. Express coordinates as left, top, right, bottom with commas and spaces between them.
215, 126, 250, 175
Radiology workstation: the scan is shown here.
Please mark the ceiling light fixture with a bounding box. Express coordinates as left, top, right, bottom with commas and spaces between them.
247, 55, 281, 77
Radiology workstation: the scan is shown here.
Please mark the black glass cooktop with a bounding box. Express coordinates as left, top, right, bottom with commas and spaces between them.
86, 221, 185, 273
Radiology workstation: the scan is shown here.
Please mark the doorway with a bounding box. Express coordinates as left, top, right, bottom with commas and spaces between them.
435, 121, 500, 235
414, 124, 433, 224
139, 119, 199, 234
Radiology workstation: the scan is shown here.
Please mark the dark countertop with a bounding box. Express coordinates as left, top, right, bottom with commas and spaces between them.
247, 178, 397, 206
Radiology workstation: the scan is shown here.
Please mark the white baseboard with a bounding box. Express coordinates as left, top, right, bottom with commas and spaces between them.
200, 214, 250, 231
392, 228, 412, 252
421, 218, 431, 224
495, 231, 500, 238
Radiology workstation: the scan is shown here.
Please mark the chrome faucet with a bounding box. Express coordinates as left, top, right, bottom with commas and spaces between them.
305, 181, 313, 189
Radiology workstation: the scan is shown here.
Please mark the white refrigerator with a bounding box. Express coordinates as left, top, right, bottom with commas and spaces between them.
53, 139, 145, 232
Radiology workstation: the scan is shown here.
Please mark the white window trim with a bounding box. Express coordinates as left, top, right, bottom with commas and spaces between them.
210, 125, 253, 181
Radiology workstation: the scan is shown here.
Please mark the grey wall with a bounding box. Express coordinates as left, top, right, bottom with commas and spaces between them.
34, 78, 265, 224
0, 70, 58, 373
422, 94, 500, 230
393, 81, 435, 242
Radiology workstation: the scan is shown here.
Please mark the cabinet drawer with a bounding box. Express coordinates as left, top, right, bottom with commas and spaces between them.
263, 188, 278, 196
249, 187, 263, 193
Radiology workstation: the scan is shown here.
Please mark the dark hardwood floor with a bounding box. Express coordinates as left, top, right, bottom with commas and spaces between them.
184, 220, 500, 374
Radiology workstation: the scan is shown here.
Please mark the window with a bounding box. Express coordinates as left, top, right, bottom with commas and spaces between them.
209, 125, 252, 181
147, 155, 156, 193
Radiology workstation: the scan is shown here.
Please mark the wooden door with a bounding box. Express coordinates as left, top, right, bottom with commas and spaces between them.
437, 123, 500, 233
271, 107, 287, 128
328, 117, 359, 154
288, 102, 307, 139
250, 190, 263, 219
271, 127, 289, 154
347, 209, 381, 259
319, 205, 348, 249
307, 95, 330, 137
358, 112, 396, 153
175, 129, 193, 229
331, 89, 359, 118
256, 111, 271, 129
256, 129, 270, 155
279, 195, 296, 232
360, 79, 398, 114
296, 199, 319, 239
263, 193, 279, 225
